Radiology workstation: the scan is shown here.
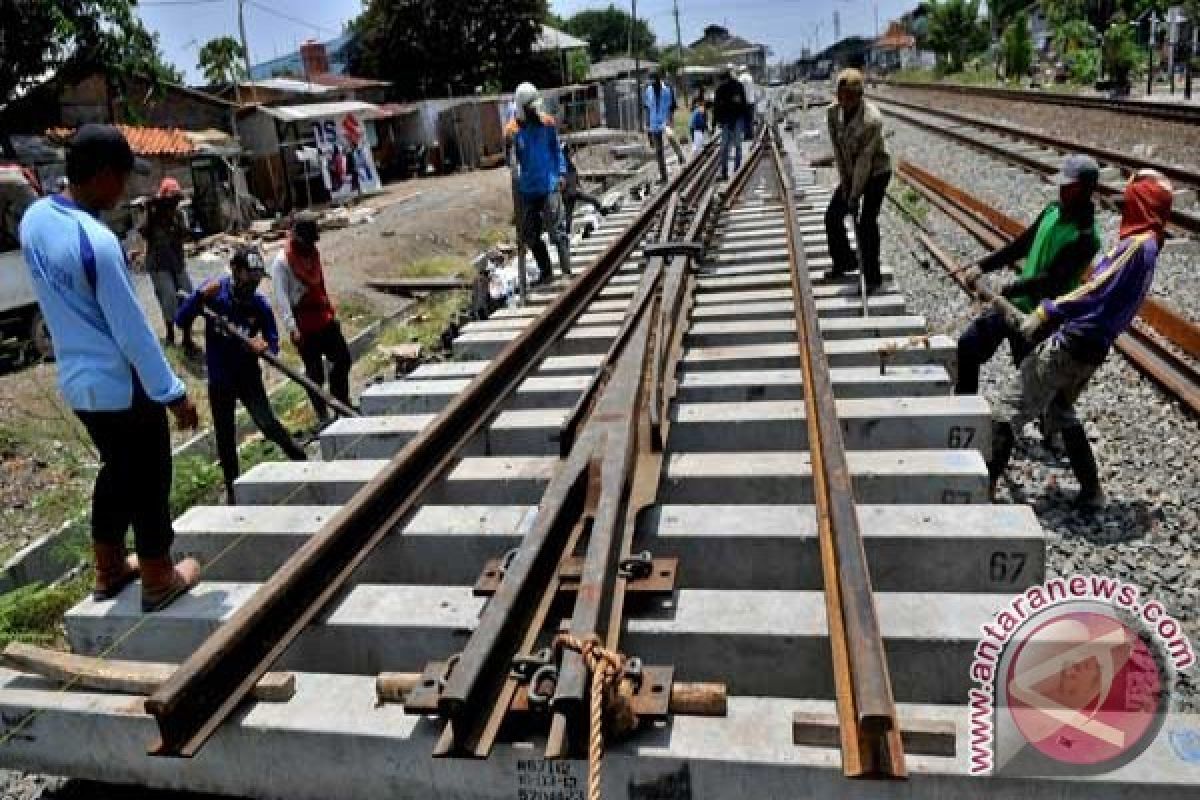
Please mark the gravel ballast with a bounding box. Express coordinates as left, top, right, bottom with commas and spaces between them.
791, 105, 1199, 712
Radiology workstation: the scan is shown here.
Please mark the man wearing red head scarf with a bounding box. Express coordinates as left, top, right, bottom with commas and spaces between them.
988, 170, 1174, 510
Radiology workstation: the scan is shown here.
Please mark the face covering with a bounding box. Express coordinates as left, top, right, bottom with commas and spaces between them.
1119, 174, 1173, 244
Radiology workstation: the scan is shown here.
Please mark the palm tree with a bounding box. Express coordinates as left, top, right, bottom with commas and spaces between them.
197, 36, 246, 89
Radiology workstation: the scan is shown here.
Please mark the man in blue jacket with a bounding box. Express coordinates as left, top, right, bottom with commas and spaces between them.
19, 125, 200, 611
506, 82, 569, 285
177, 247, 307, 503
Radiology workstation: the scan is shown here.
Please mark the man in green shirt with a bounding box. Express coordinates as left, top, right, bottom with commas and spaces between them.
955, 154, 1102, 394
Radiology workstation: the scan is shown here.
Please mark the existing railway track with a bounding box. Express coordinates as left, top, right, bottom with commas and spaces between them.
881, 79, 1200, 126
868, 92, 1200, 236
894, 158, 1200, 415
5, 118, 1195, 797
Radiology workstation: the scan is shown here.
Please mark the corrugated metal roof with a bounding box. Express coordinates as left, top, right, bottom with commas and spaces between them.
308, 73, 390, 90
535, 25, 588, 52
45, 125, 197, 157
254, 101, 382, 122
241, 77, 338, 94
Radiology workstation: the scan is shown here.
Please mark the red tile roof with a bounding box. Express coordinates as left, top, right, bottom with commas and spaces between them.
46, 125, 197, 157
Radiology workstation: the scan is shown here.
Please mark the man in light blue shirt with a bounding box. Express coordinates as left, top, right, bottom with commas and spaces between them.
19, 124, 201, 612
643, 72, 675, 183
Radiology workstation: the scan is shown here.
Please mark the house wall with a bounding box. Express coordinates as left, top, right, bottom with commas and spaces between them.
57, 74, 234, 132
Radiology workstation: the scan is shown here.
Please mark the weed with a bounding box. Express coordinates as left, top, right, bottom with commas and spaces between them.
403, 256, 473, 279
170, 455, 224, 515
478, 225, 512, 249
0, 576, 88, 647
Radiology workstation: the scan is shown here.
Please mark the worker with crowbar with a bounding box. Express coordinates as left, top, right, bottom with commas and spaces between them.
177, 246, 332, 504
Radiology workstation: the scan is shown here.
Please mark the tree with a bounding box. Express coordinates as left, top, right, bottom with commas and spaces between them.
0, 0, 181, 101
197, 36, 246, 88
566, 49, 591, 84
926, 0, 989, 73
1002, 12, 1034, 79
564, 5, 656, 62
1102, 13, 1140, 87
351, 0, 547, 99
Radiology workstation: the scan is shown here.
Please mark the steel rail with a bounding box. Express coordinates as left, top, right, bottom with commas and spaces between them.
433, 147, 721, 757
143, 148, 706, 759
767, 128, 906, 779
896, 160, 1200, 415
880, 80, 1200, 126
873, 97, 1200, 237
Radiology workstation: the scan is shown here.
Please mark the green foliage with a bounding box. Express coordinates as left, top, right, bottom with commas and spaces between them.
926, 0, 989, 74
1069, 47, 1101, 84
0, 578, 87, 647
0, 0, 182, 101
197, 36, 246, 87
658, 47, 683, 77
988, 0, 1030, 27
564, 4, 656, 62
169, 455, 223, 518
1002, 11, 1034, 79
567, 49, 591, 84
685, 43, 729, 67
1102, 15, 1140, 87
1054, 18, 1097, 57
351, 0, 548, 99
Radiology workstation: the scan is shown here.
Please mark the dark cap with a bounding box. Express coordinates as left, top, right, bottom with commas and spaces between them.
1052, 154, 1100, 187
231, 246, 266, 273
66, 124, 150, 183
292, 211, 320, 245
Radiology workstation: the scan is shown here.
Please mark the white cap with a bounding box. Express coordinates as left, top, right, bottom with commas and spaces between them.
514, 82, 541, 112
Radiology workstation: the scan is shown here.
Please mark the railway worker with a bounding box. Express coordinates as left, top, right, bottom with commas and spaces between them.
643, 70, 675, 183
738, 67, 758, 136
18, 124, 201, 611
142, 177, 197, 355
954, 154, 1103, 394
714, 66, 748, 181
177, 247, 308, 504
506, 82, 571, 285
824, 68, 892, 293
271, 212, 354, 425
560, 144, 610, 232
988, 169, 1175, 510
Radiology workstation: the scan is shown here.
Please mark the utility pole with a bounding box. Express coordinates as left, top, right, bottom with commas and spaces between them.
673, 0, 684, 59
237, 0, 253, 77
632, 0, 643, 129
1148, 12, 1157, 97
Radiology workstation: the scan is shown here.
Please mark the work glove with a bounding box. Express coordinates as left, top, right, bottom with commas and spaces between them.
1018, 309, 1047, 341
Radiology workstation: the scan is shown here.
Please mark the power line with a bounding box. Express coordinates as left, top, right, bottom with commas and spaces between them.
244, 0, 337, 35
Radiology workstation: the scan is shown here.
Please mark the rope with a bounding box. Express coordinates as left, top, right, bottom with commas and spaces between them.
553, 633, 626, 800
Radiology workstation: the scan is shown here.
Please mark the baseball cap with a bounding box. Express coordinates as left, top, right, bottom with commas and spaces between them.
66, 124, 150, 183
231, 246, 266, 273
1052, 154, 1100, 187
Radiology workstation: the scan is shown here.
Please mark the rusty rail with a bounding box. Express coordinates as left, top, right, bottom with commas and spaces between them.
897, 159, 1200, 415
144, 140, 711, 759
874, 97, 1200, 236
768, 129, 906, 778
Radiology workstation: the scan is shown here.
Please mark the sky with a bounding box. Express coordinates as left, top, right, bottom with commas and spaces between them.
139, 0, 922, 84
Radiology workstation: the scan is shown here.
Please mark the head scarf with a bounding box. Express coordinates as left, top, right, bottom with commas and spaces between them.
1119, 169, 1174, 244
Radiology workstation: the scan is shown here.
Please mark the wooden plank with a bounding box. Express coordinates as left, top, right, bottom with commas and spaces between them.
1, 643, 294, 702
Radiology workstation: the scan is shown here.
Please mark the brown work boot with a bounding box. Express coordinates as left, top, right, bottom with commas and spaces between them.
140, 556, 201, 612
92, 542, 139, 601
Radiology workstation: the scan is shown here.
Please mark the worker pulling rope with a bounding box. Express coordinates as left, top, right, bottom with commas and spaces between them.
553, 633, 628, 800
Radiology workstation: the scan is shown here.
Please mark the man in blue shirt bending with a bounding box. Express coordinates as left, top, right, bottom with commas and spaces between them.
19, 125, 200, 612
177, 247, 307, 504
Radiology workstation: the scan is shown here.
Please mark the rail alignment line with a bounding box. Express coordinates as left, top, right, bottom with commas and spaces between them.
896, 159, 1200, 415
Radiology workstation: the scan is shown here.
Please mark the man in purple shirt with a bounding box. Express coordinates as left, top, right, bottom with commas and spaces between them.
988, 169, 1175, 509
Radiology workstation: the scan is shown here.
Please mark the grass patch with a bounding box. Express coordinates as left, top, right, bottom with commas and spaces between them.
0, 576, 89, 647
479, 225, 512, 249
402, 256, 473, 280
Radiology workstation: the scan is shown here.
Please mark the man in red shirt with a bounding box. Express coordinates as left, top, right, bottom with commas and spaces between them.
269, 213, 353, 423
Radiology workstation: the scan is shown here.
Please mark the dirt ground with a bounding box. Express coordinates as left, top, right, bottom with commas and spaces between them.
0, 167, 512, 562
